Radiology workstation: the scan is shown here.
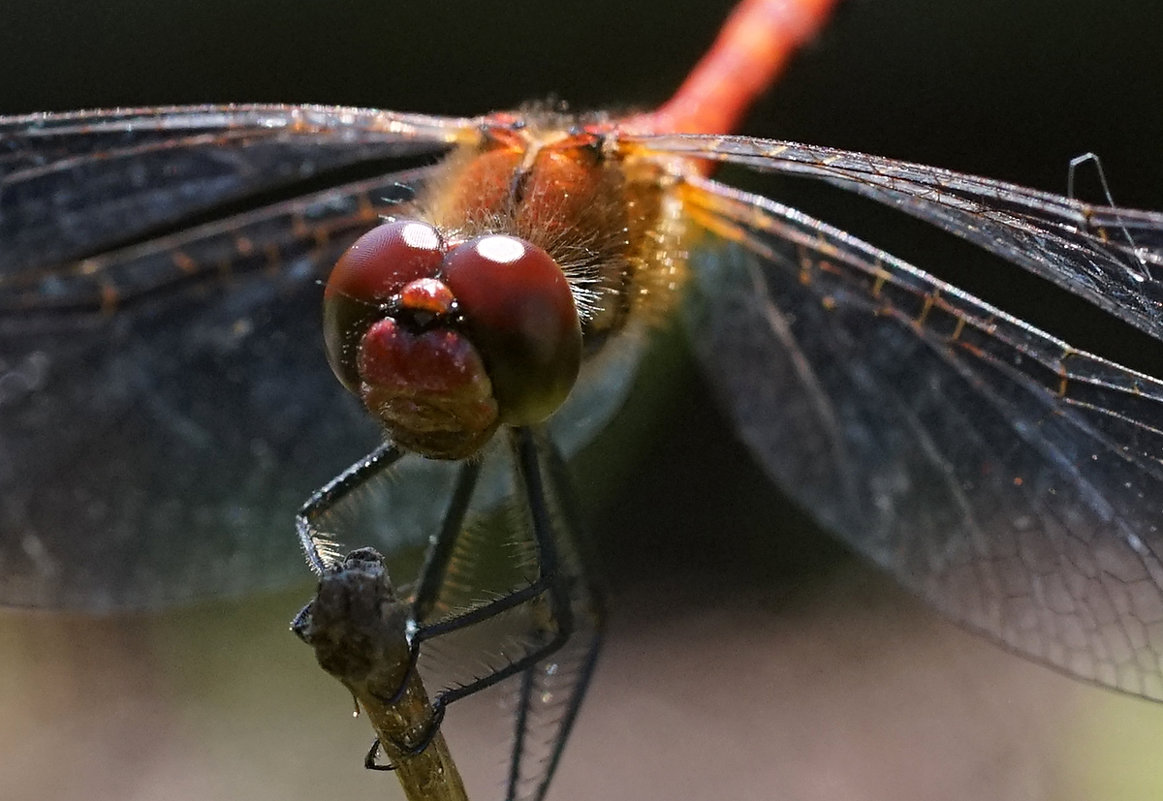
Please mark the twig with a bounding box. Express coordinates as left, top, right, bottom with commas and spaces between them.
294, 548, 469, 801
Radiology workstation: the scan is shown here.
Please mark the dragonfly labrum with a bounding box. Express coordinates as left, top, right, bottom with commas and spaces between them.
3, 0, 1163, 798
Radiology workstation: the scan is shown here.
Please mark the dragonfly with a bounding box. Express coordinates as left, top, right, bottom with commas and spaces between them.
4, 0, 1163, 797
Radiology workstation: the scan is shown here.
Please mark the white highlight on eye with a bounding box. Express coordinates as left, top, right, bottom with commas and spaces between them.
401, 221, 441, 250
475, 235, 525, 264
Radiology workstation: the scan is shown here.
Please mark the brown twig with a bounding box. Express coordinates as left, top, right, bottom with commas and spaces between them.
294, 548, 469, 801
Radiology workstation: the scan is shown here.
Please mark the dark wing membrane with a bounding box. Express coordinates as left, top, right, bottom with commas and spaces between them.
682, 176, 1163, 700
632, 134, 1163, 344
0, 105, 478, 273
0, 166, 442, 611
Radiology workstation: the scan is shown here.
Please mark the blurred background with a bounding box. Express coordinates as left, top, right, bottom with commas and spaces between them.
2, 0, 1163, 798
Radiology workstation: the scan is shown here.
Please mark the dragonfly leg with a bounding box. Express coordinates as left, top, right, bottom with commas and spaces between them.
503, 431, 606, 801
363, 739, 397, 772
393, 428, 605, 797
333, 446, 556, 765
288, 601, 312, 643
361, 703, 448, 772
352, 456, 486, 713
296, 440, 406, 575
310, 427, 602, 788
408, 428, 576, 711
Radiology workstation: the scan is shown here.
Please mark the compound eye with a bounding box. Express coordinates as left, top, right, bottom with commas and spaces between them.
441, 235, 582, 425
323, 221, 445, 392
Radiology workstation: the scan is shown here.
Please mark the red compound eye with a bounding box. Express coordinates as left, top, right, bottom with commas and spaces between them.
442, 235, 582, 425
323, 220, 445, 392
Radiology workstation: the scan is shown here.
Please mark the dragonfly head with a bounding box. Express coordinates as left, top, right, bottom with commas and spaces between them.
324, 220, 582, 459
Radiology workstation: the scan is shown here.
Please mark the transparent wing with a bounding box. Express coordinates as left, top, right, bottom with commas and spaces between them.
0, 106, 494, 611
0, 104, 480, 274
0, 166, 441, 611
630, 133, 1163, 342
681, 175, 1163, 701
0, 114, 646, 612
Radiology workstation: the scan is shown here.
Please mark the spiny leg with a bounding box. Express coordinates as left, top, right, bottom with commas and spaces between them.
330, 428, 593, 779
296, 440, 406, 575
418, 428, 575, 706
350, 436, 568, 767
378, 427, 581, 770
368, 456, 486, 712
505, 429, 605, 801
